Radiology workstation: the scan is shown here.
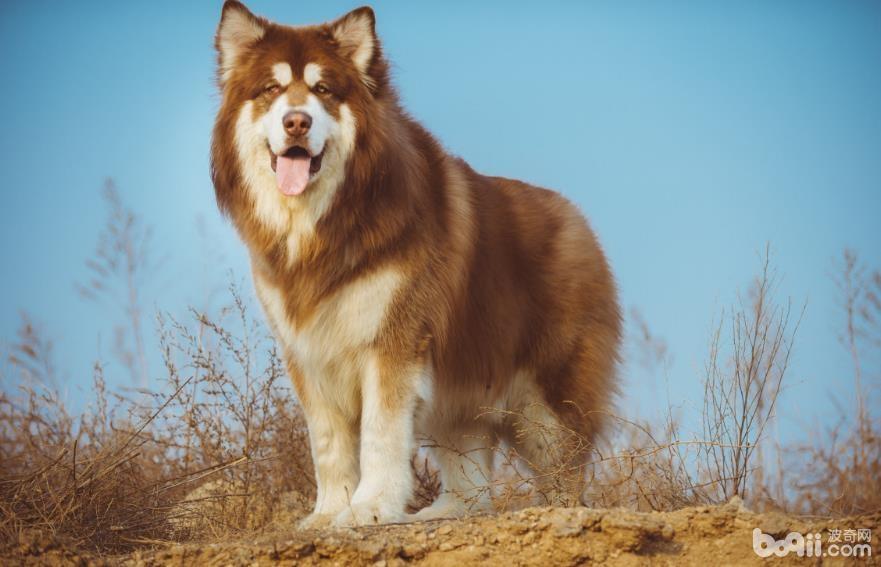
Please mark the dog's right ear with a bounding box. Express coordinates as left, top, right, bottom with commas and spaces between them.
216, 1, 266, 85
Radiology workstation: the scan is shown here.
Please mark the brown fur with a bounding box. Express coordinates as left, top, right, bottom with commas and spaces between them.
211, 2, 622, 518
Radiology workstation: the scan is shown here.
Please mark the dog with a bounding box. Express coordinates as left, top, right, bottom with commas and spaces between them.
210, 1, 622, 528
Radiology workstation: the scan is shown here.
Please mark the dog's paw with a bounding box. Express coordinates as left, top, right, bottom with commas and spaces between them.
297, 511, 335, 530
333, 502, 404, 527
410, 493, 492, 522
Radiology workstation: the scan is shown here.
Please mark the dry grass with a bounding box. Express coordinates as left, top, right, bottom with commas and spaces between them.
0, 365, 183, 551
76, 180, 155, 389
770, 250, 881, 516
1, 196, 879, 559
1, 283, 314, 553
152, 284, 314, 536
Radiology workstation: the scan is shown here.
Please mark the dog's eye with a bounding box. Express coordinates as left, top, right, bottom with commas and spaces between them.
314, 82, 331, 95
263, 84, 281, 97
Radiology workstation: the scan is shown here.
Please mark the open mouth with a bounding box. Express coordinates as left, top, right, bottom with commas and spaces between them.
270, 145, 324, 196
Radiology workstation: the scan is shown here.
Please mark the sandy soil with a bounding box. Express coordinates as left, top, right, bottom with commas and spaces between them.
8, 499, 880, 566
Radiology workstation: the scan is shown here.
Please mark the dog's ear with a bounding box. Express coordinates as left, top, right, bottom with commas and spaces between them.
216, 1, 266, 85
330, 7, 379, 89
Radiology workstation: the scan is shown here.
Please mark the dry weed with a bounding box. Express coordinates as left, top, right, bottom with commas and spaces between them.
0, 282, 315, 553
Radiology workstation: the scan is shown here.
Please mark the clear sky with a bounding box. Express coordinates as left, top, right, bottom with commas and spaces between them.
1, 1, 879, 444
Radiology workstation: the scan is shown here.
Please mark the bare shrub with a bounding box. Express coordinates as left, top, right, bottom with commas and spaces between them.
584, 414, 715, 512
442, 406, 592, 511
0, 364, 185, 552
7, 313, 57, 388
700, 245, 803, 502
153, 281, 314, 537
0, 282, 315, 553
409, 455, 441, 513
76, 180, 156, 389
583, 249, 802, 512
629, 307, 671, 373
783, 250, 881, 515
420, 404, 720, 515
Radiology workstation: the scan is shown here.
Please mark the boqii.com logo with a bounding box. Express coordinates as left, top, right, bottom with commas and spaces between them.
753, 527, 872, 558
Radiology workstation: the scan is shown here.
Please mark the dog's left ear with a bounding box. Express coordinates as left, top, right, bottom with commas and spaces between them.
330, 7, 379, 88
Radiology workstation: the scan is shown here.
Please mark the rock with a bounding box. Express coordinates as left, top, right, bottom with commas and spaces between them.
545, 508, 584, 537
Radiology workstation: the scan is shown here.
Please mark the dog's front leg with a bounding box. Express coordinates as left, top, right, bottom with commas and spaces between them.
334, 355, 420, 526
297, 382, 360, 530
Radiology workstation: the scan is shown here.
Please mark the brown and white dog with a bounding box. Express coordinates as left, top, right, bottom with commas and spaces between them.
211, 1, 622, 528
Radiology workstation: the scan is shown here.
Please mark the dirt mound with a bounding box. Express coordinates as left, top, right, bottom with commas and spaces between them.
8, 500, 879, 566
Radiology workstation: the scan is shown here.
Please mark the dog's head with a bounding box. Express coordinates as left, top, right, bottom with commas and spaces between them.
212, 1, 388, 216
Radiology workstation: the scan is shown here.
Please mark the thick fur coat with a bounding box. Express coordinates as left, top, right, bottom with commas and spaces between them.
211, 1, 622, 527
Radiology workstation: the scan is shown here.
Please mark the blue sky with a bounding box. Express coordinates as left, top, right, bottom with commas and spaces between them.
0, 1, 879, 444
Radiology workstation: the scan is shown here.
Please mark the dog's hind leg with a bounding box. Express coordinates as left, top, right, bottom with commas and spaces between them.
505, 402, 589, 507
412, 426, 495, 521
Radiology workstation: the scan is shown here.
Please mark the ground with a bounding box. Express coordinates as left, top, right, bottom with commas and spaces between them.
8, 500, 880, 566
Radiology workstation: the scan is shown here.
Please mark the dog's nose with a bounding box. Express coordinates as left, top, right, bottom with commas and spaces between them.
283, 111, 312, 137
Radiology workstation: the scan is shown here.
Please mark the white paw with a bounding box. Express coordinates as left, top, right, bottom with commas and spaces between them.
297, 511, 335, 530
333, 501, 404, 527
411, 493, 492, 522
411, 503, 462, 522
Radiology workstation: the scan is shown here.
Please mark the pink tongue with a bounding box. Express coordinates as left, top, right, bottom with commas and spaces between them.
276, 154, 311, 196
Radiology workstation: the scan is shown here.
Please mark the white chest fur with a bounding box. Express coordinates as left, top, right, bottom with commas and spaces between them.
253, 266, 404, 411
